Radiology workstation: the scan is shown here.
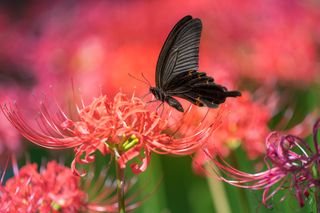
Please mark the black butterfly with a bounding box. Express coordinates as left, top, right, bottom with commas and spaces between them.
149, 15, 241, 112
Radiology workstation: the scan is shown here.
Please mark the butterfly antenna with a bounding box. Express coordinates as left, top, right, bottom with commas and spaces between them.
156, 102, 164, 117
170, 105, 192, 137
156, 102, 161, 112
141, 73, 152, 86
128, 73, 149, 86
199, 108, 210, 126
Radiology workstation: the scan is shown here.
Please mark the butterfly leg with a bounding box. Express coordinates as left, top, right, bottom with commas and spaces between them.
169, 104, 194, 137
160, 103, 165, 117
156, 102, 164, 114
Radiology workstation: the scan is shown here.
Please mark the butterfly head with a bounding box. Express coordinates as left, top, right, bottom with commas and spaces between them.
150, 87, 165, 102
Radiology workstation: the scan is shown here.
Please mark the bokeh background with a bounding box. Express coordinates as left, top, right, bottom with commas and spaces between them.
0, 0, 319, 212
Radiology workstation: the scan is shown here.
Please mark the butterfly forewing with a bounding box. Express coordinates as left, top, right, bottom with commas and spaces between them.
155, 16, 201, 89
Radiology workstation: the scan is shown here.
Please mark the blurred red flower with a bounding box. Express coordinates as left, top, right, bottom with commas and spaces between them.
1, 161, 85, 212
193, 91, 271, 173
200, 0, 320, 85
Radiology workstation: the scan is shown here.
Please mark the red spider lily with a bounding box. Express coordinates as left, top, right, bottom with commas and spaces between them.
2, 92, 217, 176
209, 118, 320, 208
1, 161, 86, 212
0, 160, 145, 212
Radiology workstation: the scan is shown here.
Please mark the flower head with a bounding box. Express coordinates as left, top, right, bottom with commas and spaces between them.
211, 118, 320, 208
2, 92, 216, 176
1, 161, 86, 212
0, 160, 144, 212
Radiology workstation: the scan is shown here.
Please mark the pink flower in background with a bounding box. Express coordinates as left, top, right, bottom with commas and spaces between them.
2, 91, 217, 176
211, 119, 320, 208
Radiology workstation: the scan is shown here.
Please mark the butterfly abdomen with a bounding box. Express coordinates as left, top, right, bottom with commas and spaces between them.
165, 96, 184, 112
225, 90, 242, 97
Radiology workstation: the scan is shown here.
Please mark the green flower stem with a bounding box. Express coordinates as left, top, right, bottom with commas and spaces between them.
315, 164, 320, 213
206, 164, 231, 213
115, 155, 126, 213
230, 152, 250, 213
314, 160, 320, 213
315, 189, 320, 213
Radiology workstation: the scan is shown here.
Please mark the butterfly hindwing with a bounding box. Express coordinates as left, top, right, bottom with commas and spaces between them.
166, 71, 233, 107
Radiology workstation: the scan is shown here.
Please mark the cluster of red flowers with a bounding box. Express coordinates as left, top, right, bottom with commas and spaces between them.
0, 161, 85, 212
0, 159, 145, 212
